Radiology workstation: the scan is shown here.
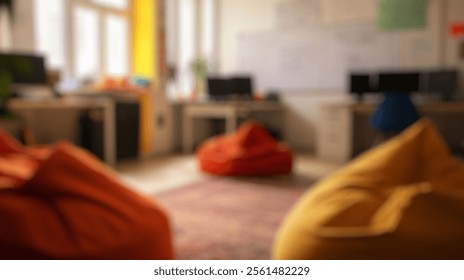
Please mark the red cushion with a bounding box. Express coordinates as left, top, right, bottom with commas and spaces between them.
197, 122, 292, 176
0, 142, 173, 259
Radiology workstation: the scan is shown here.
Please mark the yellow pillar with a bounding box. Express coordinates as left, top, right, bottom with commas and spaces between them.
131, 0, 158, 155
132, 0, 158, 85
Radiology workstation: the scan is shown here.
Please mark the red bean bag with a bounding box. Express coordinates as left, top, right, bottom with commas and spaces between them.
197, 121, 293, 176
0, 131, 173, 259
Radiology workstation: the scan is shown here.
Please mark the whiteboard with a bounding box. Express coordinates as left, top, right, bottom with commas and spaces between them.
234, 0, 437, 92
238, 24, 404, 91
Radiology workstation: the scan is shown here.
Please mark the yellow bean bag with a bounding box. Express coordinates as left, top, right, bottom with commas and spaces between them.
273, 118, 464, 259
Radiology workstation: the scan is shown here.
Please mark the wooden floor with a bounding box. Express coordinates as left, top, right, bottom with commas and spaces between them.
115, 154, 342, 194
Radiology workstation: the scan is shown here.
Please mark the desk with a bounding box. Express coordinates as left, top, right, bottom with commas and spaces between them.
0, 118, 23, 139
9, 97, 116, 165
317, 101, 464, 162
182, 101, 285, 153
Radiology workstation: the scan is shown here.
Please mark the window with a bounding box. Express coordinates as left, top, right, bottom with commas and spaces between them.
34, 0, 130, 81
33, 0, 66, 70
104, 14, 129, 76
73, 6, 100, 80
165, 0, 217, 98
92, 0, 128, 9
201, 0, 215, 63
178, 0, 196, 95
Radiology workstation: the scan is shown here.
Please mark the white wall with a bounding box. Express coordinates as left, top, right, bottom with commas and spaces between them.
0, 0, 35, 52
446, 0, 464, 94
218, 0, 462, 152
219, 0, 281, 74
11, 0, 35, 52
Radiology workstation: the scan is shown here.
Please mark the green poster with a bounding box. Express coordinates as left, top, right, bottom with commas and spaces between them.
378, 0, 427, 30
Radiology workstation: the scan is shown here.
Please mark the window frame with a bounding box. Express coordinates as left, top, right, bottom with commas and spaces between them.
65, 0, 132, 79
165, 0, 219, 96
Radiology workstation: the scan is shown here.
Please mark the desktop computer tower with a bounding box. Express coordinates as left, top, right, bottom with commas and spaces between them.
80, 109, 105, 160
79, 101, 140, 161
115, 102, 140, 160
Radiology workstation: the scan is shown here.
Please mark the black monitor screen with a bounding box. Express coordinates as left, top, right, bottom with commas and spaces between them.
207, 77, 232, 97
378, 72, 420, 92
230, 76, 253, 96
0, 53, 47, 85
426, 70, 458, 93
349, 73, 371, 93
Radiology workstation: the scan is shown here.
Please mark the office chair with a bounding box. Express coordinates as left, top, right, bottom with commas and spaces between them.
370, 91, 419, 145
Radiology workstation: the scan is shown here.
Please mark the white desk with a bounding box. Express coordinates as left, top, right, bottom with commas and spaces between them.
9, 97, 116, 166
317, 101, 464, 162
182, 100, 285, 153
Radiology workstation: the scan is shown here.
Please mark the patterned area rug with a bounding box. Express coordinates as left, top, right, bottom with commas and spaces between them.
156, 177, 309, 260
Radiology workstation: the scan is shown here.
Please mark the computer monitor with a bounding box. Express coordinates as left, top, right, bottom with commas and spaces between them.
349, 73, 372, 102
0, 53, 47, 85
207, 77, 232, 100
230, 76, 253, 99
424, 70, 458, 101
371, 71, 421, 132
0, 52, 51, 99
378, 72, 420, 92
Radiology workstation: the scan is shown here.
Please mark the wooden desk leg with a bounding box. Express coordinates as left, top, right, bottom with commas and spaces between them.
183, 111, 194, 154
225, 111, 237, 133
103, 98, 116, 166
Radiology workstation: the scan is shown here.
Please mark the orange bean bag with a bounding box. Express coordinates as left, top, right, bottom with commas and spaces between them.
197, 121, 293, 176
0, 131, 173, 259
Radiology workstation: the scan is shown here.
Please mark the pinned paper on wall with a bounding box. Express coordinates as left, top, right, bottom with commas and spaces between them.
460, 41, 464, 60
377, 0, 427, 30
450, 22, 464, 37
322, 0, 376, 24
